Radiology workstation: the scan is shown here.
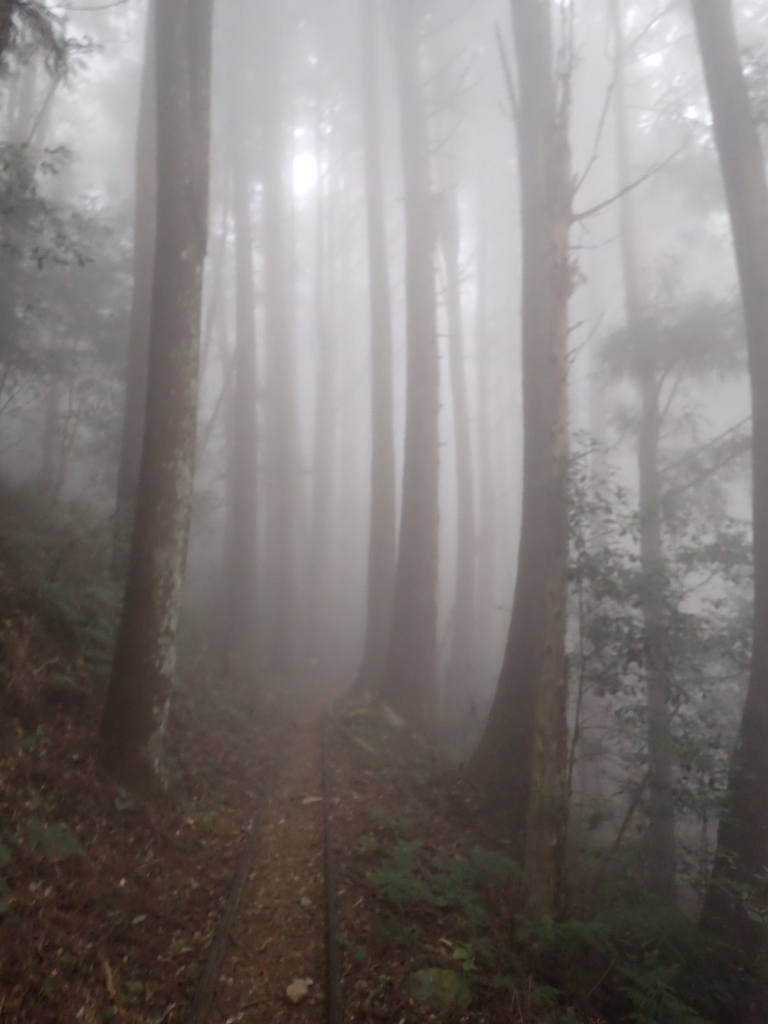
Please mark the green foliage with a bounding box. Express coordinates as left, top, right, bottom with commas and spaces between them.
0, 2, 72, 76
368, 804, 415, 837
369, 840, 519, 921
25, 817, 86, 862
0, 143, 92, 270
369, 913, 419, 950
407, 968, 473, 1011
600, 295, 744, 386
513, 903, 735, 1024
0, 499, 121, 706
452, 936, 498, 972
337, 933, 367, 965
367, 838, 523, 1009
20, 725, 49, 752
367, 831, 734, 1021
0, 133, 132, 505
567, 433, 751, 895
113, 787, 134, 813
0, 875, 8, 915
369, 841, 434, 909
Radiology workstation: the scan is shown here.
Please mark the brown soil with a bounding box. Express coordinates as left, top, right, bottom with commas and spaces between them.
0, 683, 276, 1024
0, 492, 539, 1024
325, 713, 525, 1024
214, 715, 328, 1024
0, 681, 537, 1024
169, 703, 531, 1024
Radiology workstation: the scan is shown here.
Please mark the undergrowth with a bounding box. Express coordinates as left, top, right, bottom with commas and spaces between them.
0, 485, 121, 911
362, 808, 746, 1023
0, 487, 120, 725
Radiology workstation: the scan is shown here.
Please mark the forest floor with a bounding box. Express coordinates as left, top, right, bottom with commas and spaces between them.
212, 699, 538, 1024
0, 639, 581, 1024
1, 489, 700, 1024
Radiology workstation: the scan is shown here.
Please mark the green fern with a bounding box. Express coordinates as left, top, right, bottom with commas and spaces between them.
368, 841, 433, 908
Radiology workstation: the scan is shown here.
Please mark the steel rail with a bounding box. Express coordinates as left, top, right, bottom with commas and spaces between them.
185, 715, 342, 1024
321, 710, 342, 1024
184, 742, 281, 1024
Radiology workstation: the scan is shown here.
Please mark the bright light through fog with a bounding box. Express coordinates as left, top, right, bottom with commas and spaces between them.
293, 153, 318, 196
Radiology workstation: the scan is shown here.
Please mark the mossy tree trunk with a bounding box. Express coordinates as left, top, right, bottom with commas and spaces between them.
353, 0, 397, 699
100, 0, 214, 792
379, 0, 440, 728
224, 52, 259, 683
111, 4, 157, 579
469, 0, 572, 916
691, 0, 768, 971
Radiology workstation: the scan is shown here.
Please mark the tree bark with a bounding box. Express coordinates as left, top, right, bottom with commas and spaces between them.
305, 93, 335, 670
691, 0, 768, 965
261, 0, 298, 678
100, 0, 214, 792
224, 92, 259, 681
379, 0, 440, 728
440, 179, 476, 715
469, 0, 571, 915
473, 183, 496, 684
0, 0, 12, 62
111, 3, 157, 579
610, 0, 676, 902
353, 0, 397, 698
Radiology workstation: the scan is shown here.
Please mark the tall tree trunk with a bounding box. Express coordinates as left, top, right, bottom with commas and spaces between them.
40, 337, 60, 495
440, 179, 476, 714
0, 59, 41, 373
611, 0, 676, 902
111, 4, 157, 578
0, 0, 12, 62
261, 0, 297, 678
691, 0, 768, 966
379, 0, 440, 727
100, 0, 214, 792
10, 57, 37, 143
305, 95, 335, 669
469, 0, 571, 915
353, 0, 397, 698
473, 183, 496, 685
224, 94, 259, 681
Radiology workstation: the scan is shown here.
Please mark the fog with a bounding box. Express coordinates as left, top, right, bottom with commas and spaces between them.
1, 0, 768, 1012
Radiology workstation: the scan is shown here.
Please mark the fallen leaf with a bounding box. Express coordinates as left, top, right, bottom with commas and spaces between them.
286, 978, 313, 1004
301, 796, 322, 807
382, 704, 405, 729
300, 896, 312, 908
100, 956, 115, 997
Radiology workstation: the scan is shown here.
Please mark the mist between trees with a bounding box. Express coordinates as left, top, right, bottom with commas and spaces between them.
1, 0, 768, 1016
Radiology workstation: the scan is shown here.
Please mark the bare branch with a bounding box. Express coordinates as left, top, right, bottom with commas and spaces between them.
495, 23, 518, 122
573, 81, 614, 196
573, 142, 686, 222
624, 2, 675, 58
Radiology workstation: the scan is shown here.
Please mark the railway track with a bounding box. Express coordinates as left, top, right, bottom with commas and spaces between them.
183, 712, 341, 1024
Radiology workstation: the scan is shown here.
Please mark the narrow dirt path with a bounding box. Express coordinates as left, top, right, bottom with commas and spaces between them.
214, 714, 328, 1024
